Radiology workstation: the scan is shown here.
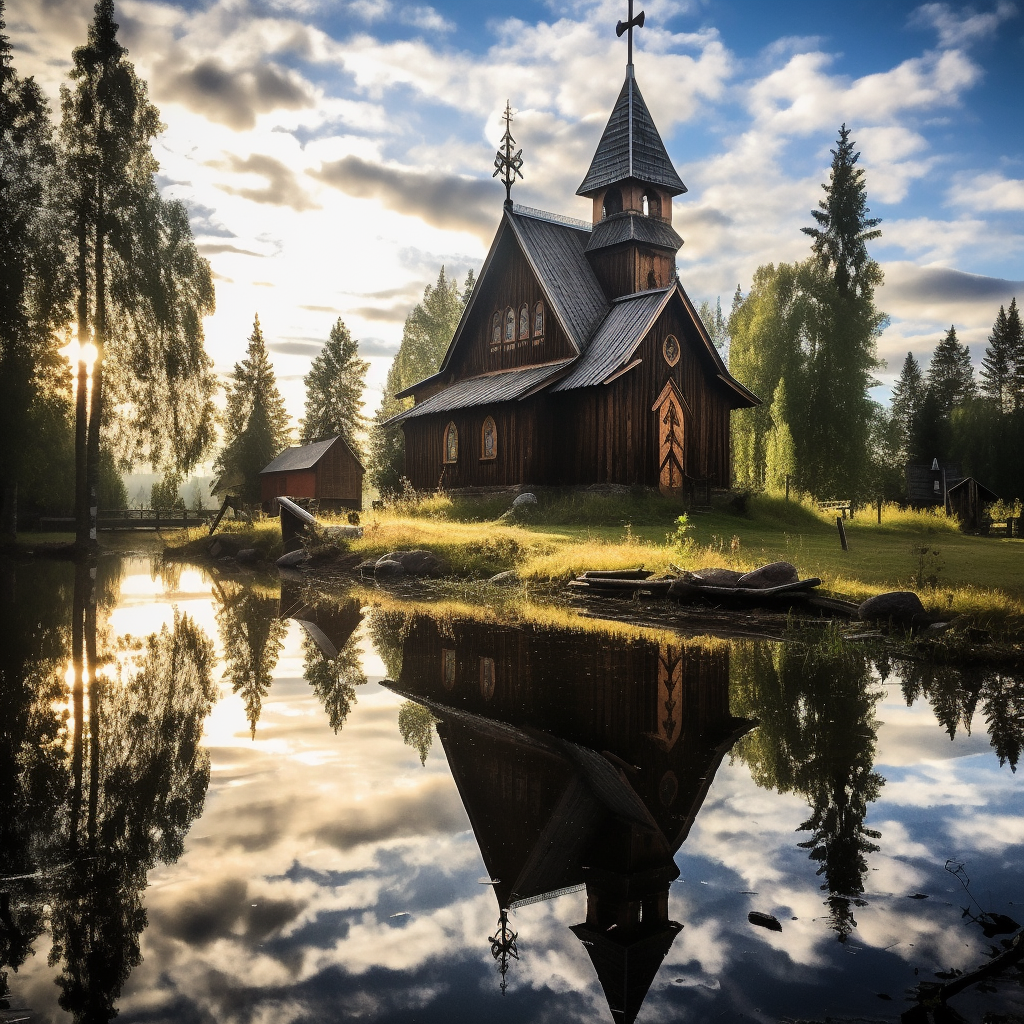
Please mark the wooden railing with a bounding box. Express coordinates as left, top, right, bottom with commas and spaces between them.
38, 508, 218, 531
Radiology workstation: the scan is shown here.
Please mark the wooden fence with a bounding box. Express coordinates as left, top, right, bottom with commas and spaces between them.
38, 508, 217, 532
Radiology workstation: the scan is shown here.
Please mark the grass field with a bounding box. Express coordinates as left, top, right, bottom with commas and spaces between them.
155, 489, 1023, 639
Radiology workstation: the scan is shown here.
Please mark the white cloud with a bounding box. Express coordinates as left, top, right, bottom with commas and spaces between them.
909, 1, 1019, 48
948, 171, 1024, 212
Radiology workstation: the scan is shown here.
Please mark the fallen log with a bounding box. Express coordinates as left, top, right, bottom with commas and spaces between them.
579, 568, 653, 580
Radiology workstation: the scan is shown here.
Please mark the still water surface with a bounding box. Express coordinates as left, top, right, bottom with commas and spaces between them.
1, 555, 1022, 1022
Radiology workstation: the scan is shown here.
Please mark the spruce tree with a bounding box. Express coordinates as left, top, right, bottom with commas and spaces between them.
926, 325, 975, 416
367, 267, 473, 495
1006, 297, 1023, 411
300, 318, 369, 455
890, 352, 924, 460
214, 315, 291, 505
979, 305, 1012, 411
795, 125, 886, 498
698, 297, 728, 350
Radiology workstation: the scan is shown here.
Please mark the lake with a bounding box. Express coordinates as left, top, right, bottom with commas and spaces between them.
1, 554, 1021, 1022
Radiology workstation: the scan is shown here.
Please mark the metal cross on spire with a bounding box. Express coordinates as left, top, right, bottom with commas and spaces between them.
615, 0, 645, 67
492, 100, 523, 209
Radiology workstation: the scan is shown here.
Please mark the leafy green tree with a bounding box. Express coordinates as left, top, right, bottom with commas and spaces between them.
697, 297, 728, 350
0, 0, 67, 536
398, 701, 437, 766
926, 325, 975, 416
58, 0, 215, 547
764, 378, 796, 493
300, 318, 369, 455
149, 474, 183, 511
368, 268, 474, 494
214, 314, 291, 505
728, 263, 804, 489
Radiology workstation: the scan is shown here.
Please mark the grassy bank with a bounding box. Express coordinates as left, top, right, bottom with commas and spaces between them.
341, 491, 1024, 638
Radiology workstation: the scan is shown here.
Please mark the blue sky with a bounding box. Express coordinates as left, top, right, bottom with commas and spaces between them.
8, 0, 1024, 419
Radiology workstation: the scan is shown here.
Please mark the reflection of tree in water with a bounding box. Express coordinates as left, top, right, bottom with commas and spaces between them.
214, 581, 287, 738
1, 548, 216, 1022
731, 636, 883, 941
892, 658, 1023, 771
398, 702, 436, 765
49, 611, 217, 1021
367, 608, 411, 680
303, 631, 367, 733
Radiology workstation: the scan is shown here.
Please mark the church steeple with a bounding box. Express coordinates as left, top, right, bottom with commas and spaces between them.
577, 7, 688, 300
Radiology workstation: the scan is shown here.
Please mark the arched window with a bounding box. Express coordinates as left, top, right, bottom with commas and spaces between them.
604, 187, 622, 215
491, 311, 501, 344
504, 307, 515, 342
519, 304, 529, 340
533, 301, 545, 337
648, 192, 661, 218
481, 415, 497, 460
444, 421, 458, 463
642, 194, 649, 216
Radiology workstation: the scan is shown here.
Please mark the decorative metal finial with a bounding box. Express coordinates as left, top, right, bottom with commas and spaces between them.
493, 101, 523, 209
616, 0, 645, 67
488, 909, 519, 994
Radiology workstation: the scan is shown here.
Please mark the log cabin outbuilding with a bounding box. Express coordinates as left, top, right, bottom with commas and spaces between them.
259, 435, 363, 512
387, 58, 759, 498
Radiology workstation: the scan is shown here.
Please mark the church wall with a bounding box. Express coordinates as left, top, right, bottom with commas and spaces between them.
553, 300, 733, 489
401, 399, 550, 490
450, 230, 577, 380
588, 246, 676, 299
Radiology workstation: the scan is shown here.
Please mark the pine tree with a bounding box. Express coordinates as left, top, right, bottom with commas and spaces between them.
1006, 297, 1023, 411
890, 351, 924, 460
801, 124, 882, 301
979, 305, 1012, 412
926, 325, 975, 416
368, 267, 473, 495
214, 315, 291, 505
795, 125, 886, 498
300, 318, 369, 455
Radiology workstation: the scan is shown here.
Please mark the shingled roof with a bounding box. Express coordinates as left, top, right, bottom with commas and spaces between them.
388, 360, 575, 423
577, 69, 687, 198
260, 436, 362, 474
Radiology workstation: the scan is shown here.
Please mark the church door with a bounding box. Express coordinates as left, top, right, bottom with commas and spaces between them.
653, 381, 685, 497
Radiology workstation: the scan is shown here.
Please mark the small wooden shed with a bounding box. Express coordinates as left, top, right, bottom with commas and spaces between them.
260, 436, 363, 512
946, 477, 998, 531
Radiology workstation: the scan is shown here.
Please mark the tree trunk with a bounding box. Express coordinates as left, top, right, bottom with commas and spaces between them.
86, 559, 100, 846
86, 186, 104, 551
75, 206, 90, 551
70, 558, 87, 856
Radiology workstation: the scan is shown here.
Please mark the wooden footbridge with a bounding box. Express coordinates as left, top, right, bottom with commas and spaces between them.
38, 508, 218, 532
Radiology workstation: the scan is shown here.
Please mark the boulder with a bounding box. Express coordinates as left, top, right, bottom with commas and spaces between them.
374, 558, 406, 578
691, 567, 745, 588
488, 570, 521, 586
512, 492, 538, 507
209, 535, 244, 558
276, 548, 309, 568
236, 548, 259, 564
376, 550, 444, 576
858, 591, 926, 624
736, 561, 799, 589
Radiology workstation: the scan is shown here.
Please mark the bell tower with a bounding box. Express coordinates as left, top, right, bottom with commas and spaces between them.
578, 4, 687, 300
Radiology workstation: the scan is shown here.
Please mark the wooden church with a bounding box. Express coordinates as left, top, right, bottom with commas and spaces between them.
388, 25, 759, 497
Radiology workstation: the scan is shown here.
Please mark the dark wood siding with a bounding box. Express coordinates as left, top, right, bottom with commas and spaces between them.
260, 437, 363, 509
552, 301, 733, 489
587, 246, 675, 300
261, 469, 317, 501
450, 230, 577, 380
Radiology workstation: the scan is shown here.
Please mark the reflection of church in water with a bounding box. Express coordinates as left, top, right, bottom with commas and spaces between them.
387, 616, 752, 1024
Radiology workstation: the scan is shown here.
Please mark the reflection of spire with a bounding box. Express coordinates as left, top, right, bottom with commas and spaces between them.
488, 908, 519, 994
